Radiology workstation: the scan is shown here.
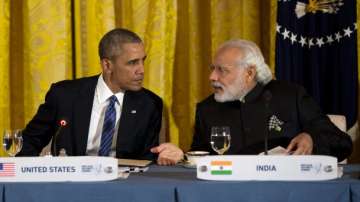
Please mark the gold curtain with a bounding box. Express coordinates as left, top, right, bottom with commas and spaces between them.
115, 0, 179, 145
3, 0, 73, 156
0, 0, 10, 156
74, 0, 115, 77
0, 0, 358, 156
22, 0, 73, 123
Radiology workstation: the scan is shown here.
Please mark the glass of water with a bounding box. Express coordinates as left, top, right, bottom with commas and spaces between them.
210, 126, 231, 155
3, 129, 23, 157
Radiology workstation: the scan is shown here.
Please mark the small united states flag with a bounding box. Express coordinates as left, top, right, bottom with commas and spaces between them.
0, 163, 15, 177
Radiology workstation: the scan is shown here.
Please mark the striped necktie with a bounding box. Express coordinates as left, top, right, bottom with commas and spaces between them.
98, 95, 117, 156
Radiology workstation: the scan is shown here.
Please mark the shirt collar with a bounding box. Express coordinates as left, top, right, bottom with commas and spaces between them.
96, 74, 124, 105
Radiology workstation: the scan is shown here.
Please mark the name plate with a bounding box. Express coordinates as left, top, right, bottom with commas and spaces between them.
0, 156, 118, 182
197, 155, 337, 181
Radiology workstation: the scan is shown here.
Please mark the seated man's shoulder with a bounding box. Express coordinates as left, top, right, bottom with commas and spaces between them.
133, 88, 163, 107
52, 75, 98, 91
267, 80, 304, 93
197, 94, 218, 107
43, 76, 99, 101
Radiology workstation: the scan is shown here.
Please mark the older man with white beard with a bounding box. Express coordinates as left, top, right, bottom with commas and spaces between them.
151, 39, 353, 165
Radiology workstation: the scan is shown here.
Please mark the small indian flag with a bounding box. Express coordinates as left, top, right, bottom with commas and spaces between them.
210, 160, 232, 175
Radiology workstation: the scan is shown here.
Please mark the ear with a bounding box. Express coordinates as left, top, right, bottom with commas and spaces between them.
100, 58, 113, 74
246, 65, 257, 81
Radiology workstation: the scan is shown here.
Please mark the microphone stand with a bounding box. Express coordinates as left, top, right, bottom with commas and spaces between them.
52, 120, 67, 156
263, 90, 272, 155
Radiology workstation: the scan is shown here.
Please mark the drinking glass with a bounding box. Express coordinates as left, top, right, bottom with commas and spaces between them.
3, 129, 23, 157
210, 126, 231, 155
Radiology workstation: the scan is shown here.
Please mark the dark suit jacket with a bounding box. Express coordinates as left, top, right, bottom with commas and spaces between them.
18, 75, 163, 160
191, 80, 352, 162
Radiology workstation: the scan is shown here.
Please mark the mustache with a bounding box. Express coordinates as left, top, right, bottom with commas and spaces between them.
211, 81, 224, 89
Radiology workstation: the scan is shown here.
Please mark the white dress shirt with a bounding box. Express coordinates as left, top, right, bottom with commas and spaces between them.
86, 75, 124, 157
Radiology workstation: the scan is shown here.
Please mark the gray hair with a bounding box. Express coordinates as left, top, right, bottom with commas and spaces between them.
98, 28, 143, 60
217, 39, 273, 84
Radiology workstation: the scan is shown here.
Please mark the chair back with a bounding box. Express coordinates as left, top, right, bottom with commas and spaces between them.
327, 114, 347, 164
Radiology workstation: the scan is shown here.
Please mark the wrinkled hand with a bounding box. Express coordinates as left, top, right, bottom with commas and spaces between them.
286, 132, 313, 155
150, 143, 184, 166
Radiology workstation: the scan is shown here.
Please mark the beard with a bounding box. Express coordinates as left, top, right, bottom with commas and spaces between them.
212, 77, 249, 102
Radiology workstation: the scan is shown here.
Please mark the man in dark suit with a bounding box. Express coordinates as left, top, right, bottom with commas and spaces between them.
18, 28, 162, 160
152, 39, 352, 165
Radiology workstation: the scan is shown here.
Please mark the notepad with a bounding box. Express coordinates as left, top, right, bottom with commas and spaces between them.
117, 158, 152, 167
258, 146, 288, 155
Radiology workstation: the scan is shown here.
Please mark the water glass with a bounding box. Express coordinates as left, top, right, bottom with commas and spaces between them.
210, 126, 231, 155
3, 129, 23, 157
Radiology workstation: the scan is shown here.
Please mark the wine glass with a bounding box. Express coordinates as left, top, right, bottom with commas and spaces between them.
210, 126, 231, 155
3, 129, 23, 157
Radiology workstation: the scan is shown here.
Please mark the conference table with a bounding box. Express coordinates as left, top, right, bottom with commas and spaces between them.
1, 165, 360, 202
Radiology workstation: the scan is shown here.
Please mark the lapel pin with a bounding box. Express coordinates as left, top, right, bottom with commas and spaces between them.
131, 110, 137, 114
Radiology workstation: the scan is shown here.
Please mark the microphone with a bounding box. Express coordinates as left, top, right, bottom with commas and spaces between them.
52, 119, 67, 156
263, 90, 272, 155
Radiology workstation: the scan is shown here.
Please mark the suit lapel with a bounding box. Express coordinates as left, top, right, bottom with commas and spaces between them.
116, 90, 142, 156
73, 76, 98, 155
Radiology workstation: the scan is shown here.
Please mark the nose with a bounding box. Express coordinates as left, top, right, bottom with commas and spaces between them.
209, 69, 218, 82
136, 62, 144, 75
